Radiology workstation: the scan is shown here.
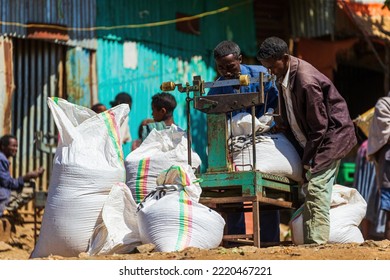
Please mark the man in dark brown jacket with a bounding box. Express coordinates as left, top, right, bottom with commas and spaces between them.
257, 37, 357, 244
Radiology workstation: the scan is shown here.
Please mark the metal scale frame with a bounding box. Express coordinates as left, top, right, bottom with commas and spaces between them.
161, 74, 299, 247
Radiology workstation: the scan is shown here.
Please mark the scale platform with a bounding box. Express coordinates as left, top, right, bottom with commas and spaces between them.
199, 170, 299, 247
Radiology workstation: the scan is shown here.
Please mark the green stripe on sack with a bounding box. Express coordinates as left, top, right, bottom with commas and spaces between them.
101, 112, 123, 163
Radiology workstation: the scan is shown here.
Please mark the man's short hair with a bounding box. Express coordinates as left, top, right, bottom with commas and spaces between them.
257, 36, 289, 61
0, 134, 17, 148
213, 40, 241, 60
152, 92, 177, 116
110, 92, 132, 108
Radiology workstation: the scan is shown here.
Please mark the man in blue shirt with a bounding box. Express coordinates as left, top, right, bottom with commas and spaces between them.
208, 40, 278, 117
0, 134, 44, 216
208, 40, 280, 243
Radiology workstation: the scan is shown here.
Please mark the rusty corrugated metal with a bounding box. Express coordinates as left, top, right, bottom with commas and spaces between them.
66, 47, 94, 107
0, 0, 97, 49
0, 37, 13, 136
11, 38, 68, 199
0, 36, 96, 215
290, 0, 336, 39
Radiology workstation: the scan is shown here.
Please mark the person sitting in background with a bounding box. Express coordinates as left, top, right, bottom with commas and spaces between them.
91, 103, 107, 114
0, 134, 45, 216
141, 92, 180, 141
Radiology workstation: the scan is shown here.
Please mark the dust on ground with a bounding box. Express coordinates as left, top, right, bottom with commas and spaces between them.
1, 222, 390, 260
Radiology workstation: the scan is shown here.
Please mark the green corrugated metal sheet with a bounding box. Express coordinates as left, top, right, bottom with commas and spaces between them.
96, 0, 257, 57
95, 0, 257, 169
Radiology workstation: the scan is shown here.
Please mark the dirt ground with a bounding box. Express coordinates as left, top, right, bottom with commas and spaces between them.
1, 221, 390, 260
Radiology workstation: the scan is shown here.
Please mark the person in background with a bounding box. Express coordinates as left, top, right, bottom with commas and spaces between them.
110, 92, 133, 156
91, 103, 107, 114
0, 134, 45, 216
257, 36, 357, 244
354, 139, 385, 240
141, 92, 180, 141
367, 93, 390, 240
208, 40, 280, 243
131, 118, 154, 151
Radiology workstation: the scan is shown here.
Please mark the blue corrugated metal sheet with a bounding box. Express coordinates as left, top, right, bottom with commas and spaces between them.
97, 39, 215, 167
66, 47, 93, 107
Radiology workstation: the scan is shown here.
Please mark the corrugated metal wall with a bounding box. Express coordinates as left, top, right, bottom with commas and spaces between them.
11, 38, 66, 197
95, 0, 258, 168
0, 0, 96, 45
9, 38, 96, 215
290, 0, 336, 39
96, 0, 257, 57
0, 0, 97, 215
96, 39, 215, 168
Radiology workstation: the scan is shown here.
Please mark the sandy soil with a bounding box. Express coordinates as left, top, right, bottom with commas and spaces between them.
1, 222, 390, 260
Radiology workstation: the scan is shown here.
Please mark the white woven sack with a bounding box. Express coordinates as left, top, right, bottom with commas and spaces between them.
156, 164, 202, 202
290, 184, 367, 245
233, 133, 303, 182
87, 183, 141, 255
228, 112, 261, 136
137, 186, 225, 252
31, 98, 128, 258
328, 184, 366, 243
125, 127, 201, 203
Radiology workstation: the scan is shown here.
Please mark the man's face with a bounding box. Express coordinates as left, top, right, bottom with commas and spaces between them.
152, 104, 165, 122
259, 55, 289, 81
215, 54, 242, 79
3, 138, 18, 158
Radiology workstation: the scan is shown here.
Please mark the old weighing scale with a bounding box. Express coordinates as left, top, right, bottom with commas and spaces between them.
161, 73, 299, 247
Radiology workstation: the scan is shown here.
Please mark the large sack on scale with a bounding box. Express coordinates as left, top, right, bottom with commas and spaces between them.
232, 132, 303, 182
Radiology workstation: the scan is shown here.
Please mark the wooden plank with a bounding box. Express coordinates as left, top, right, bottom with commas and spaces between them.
253, 201, 260, 247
